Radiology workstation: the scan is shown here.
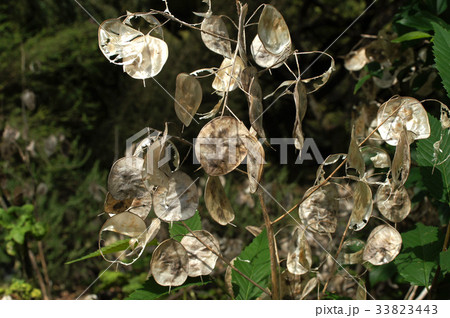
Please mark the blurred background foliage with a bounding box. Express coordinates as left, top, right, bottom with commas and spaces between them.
0, 0, 449, 299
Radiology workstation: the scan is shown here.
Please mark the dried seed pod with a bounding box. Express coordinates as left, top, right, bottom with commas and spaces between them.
344, 47, 369, 71
204, 176, 235, 225
104, 192, 133, 215
142, 138, 173, 188
174, 73, 202, 127
180, 230, 220, 277
300, 277, 318, 300
391, 128, 411, 187
245, 72, 266, 139
355, 279, 367, 300
350, 181, 373, 231
298, 183, 339, 234
293, 80, 307, 150
126, 217, 161, 259
440, 102, 450, 129
346, 130, 365, 178
201, 16, 232, 58
153, 171, 198, 222
299, 52, 335, 93
250, 34, 289, 69
123, 12, 164, 39
258, 5, 291, 55
287, 227, 312, 275
151, 239, 189, 287
127, 190, 152, 220
242, 135, 265, 193
377, 96, 430, 146
315, 154, 347, 184
340, 238, 365, 264
363, 225, 402, 265
123, 34, 169, 79
195, 116, 249, 176
107, 157, 146, 201
98, 18, 144, 65
212, 56, 245, 92
376, 183, 411, 223
224, 257, 236, 298
360, 146, 391, 169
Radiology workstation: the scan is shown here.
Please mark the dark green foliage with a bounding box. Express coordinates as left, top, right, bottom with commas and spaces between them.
231, 229, 271, 300
433, 22, 450, 98
169, 210, 202, 242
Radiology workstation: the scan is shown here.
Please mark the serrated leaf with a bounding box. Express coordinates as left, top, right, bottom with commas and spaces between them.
432, 23, 450, 99
416, 113, 450, 203
231, 229, 271, 300
169, 210, 202, 241
126, 276, 211, 300
394, 223, 443, 286
440, 250, 450, 274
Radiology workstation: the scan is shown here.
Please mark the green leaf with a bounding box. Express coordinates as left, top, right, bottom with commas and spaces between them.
65, 238, 129, 264
231, 229, 271, 300
432, 23, 450, 99
169, 210, 202, 241
391, 31, 432, 43
369, 262, 397, 286
126, 276, 211, 300
440, 250, 450, 274
397, 11, 447, 31
416, 114, 450, 203
353, 63, 383, 94
395, 223, 443, 286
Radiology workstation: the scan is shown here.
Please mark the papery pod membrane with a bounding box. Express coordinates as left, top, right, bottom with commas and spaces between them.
250, 35, 288, 69
153, 171, 198, 222
440, 103, 450, 129
201, 15, 232, 58
195, 116, 249, 176
360, 146, 391, 169
258, 5, 291, 55
99, 212, 147, 265
293, 80, 307, 150
377, 96, 430, 146
224, 257, 236, 298
355, 279, 367, 300
142, 138, 172, 188
344, 48, 369, 71
199, 97, 223, 120
280, 270, 302, 299
315, 154, 346, 184
104, 192, 133, 216
133, 134, 156, 158
126, 217, 161, 259
241, 135, 265, 193
300, 52, 335, 93
340, 238, 365, 265
108, 157, 146, 200
123, 12, 164, 39
298, 183, 339, 234
350, 181, 373, 231
246, 225, 262, 237
127, 190, 152, 220
151, 239, 189, 287
204, 176, 235, 225
363, 225, 402, 266
246, 73, 266, 139
180, 230, 220, 277
212, 57, 245, 92
174, 73, 203, 127
391, 128, 411, 187
346, 130, 365, 178
300, 277, 318, 300
376, 183, 411, 223
98, 18, 144, 65
241, 66, 258, 93
286, 227, 312, 275
123, 35, 169, 79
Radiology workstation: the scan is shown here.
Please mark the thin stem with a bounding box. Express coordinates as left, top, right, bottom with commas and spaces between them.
28, 249, 49, 300
259, 193, 280, 300
181, 221, 272, 298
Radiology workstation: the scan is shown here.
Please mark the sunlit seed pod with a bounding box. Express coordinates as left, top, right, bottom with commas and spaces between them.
151, 239, 189, 287
250, 35, 288, 69
241, 135, 265, 193
195, 116, 249, 176
344, 47, 369, 71
377, 96, 430, 146
212, 56, 245, 92
340, 238, 365, 265
204, 176, 235, 225
142, 138, 173, 188
123, 12, 164, 40
224, 257, 236, 298
107, 157, 146, 201
98, 18, 144, 65
298, 183, 339, 234
123, 35, 169, 79
293, 80, 308, 150
104, 192, 133, 216
440, 103, 450, 129
127, 190, 152, 220
258, 5, 291, 55
391, 128, 411, 187
355, 279, 367, 300
201, 15, 232, 58
286, 227, 312, 275
346, 130, 365, 178
153, 171, 198, 222
174, 73, 202, 127
350, 181, 373, 231
126, 217, 161, 259
376, 183, 411, 223
245, 225, 262, 237
360, 146, 391, 169
180, 230, 220, 277
299, 52, 335, 93
100, 211, 147, 238
300, 277, 318, 300
315, 154, 347, 185
363, 225, 402, 266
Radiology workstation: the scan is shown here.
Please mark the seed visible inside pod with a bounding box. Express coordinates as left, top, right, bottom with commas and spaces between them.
107, 157, 146, 201
376, 183, 411, 223
350, 181, 373, 231
286, 227, 312, 275
363, 225, 402, 266
151, 239, 189, 287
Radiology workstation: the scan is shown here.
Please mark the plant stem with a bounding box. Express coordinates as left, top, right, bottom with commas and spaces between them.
181, 221, 272, 298
28, 249, 49, 300
259, 193, 280, 300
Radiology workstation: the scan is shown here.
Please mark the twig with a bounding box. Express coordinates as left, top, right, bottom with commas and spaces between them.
28, 249, 49, 300
181, 221, 272, 298
259, 193, 280, 299
37, 241, 51, 296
